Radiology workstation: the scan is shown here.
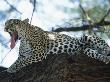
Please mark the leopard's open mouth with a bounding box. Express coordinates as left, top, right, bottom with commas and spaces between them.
10, 32, 18, 49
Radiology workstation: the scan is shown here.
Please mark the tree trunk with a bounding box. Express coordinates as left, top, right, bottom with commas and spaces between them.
0, 53, 110, 82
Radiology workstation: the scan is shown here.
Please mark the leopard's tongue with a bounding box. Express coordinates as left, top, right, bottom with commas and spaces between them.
10, 32, 17, 49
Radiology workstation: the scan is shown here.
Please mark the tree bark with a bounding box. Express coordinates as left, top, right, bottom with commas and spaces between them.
0, 53, 110, 82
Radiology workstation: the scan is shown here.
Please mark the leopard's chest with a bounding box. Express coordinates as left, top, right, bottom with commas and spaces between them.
19, 39, 33, 57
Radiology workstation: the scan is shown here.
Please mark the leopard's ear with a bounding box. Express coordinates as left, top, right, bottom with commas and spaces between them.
22, 18, 29, 23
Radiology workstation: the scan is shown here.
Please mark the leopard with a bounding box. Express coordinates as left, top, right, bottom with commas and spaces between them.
4, 18, 110, 73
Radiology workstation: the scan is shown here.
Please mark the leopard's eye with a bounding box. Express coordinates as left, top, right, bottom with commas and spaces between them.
12, 20, 20, 25
7, 29, 12, 33
4, 28, 8, 32
15, 21, 18, 24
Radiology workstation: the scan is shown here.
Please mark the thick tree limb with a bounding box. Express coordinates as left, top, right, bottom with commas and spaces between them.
0, 53, 110, 82
53, 21, 110, 32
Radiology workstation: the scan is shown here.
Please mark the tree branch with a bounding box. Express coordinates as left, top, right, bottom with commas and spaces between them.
79, 2, 92, 23
100, 8, 110, 23
53, 20, 110, 32
30, 0, 37, 24
4, 0, 22, 14
53, 3, 110, 32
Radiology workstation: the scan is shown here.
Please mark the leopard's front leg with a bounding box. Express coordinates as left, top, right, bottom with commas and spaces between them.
7, 44, 47, 73
7, 52, 46, 73
84, 48, 110, 64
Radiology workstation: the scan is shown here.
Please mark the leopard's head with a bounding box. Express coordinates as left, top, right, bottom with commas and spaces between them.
4, 18, 29, 49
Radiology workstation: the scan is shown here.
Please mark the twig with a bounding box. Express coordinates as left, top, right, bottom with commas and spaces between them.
100, 8, 110, 23
0, 40, 9, 48
0, 40, 18, 64
79, 4, 86, 18
30, 0, 37, 24
79, 3, 92, 22
0, 49, 12, 64
4, 0, 22, 14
